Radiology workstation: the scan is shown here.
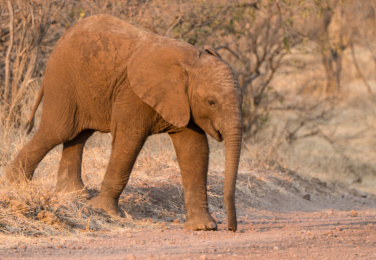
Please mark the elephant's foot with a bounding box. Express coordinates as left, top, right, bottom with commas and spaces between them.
4, 165, 29, 185
89, 195, 125, 217
184, 211, 217, 231
55, 182, 90, 198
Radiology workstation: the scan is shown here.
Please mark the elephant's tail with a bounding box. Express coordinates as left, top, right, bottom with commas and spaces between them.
25, 85, 44, 134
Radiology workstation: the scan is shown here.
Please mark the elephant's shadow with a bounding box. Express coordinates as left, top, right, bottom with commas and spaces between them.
88, 183, 187, 222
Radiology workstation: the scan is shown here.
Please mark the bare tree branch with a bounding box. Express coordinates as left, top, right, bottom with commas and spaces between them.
350, 43, 374, 95
4, 0, 14, 106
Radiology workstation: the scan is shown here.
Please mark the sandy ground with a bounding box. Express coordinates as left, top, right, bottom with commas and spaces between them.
1, 166, 375, 259
0, 209, 375, 259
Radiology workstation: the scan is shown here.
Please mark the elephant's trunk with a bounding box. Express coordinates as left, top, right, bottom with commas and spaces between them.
223, 120, 242, 232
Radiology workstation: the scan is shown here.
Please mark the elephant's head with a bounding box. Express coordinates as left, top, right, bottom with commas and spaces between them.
128, 40, 242, 231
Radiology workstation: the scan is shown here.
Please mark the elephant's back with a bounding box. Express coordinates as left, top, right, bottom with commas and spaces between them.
56, 15, 141, 52
49, 14, 140, 75
42, 15, 141, 131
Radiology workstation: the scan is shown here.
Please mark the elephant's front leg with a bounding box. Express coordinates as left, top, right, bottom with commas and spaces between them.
169, 124, 217, 231
89, 125, 147, 217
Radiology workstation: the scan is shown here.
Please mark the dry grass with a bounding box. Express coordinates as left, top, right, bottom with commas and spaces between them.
0, 136, 129, 236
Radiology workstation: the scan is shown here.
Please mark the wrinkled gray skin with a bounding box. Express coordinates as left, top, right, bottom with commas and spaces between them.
5, 15, 242, 231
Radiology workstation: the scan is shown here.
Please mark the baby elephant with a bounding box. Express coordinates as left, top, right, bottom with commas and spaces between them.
5, 14, 242, 231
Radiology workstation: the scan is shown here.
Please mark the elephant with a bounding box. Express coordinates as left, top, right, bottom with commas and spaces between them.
5, 14, 242, 231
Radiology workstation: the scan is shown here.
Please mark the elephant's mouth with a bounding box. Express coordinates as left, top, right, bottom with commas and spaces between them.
212, 130, 223, 142
205, 121, 223, 142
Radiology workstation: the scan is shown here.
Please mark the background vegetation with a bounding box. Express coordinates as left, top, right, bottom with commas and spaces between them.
2, 0, 376, 135
1, 0, 376, 236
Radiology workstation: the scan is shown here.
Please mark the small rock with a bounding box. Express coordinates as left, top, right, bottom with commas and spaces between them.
312, 178, 327, 187
273, 246, 279, 250
302, 194, 311, 201
351, 188, 367, 198
353, 177, 362, 184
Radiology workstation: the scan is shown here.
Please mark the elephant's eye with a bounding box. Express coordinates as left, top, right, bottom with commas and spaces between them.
208, 100, 216, 107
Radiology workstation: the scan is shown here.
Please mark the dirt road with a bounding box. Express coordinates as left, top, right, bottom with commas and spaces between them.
1, 207, 375, 259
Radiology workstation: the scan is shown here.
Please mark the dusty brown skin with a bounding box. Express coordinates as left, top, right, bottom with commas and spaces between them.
5, 15, 242, 231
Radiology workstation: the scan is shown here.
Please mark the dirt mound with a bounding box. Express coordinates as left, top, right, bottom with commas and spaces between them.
1, 161, 375, 237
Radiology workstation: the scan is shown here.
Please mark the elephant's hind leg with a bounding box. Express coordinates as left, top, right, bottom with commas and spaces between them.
5, 132, 60, 184
55, 130, 94, 196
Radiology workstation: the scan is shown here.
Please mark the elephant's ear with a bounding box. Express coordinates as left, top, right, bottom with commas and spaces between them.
127, 44, 191, 128
204, 45, 222, 59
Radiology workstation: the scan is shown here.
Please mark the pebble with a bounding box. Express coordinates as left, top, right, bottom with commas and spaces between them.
302, 193, 311, 201
350, 188, 367, 198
